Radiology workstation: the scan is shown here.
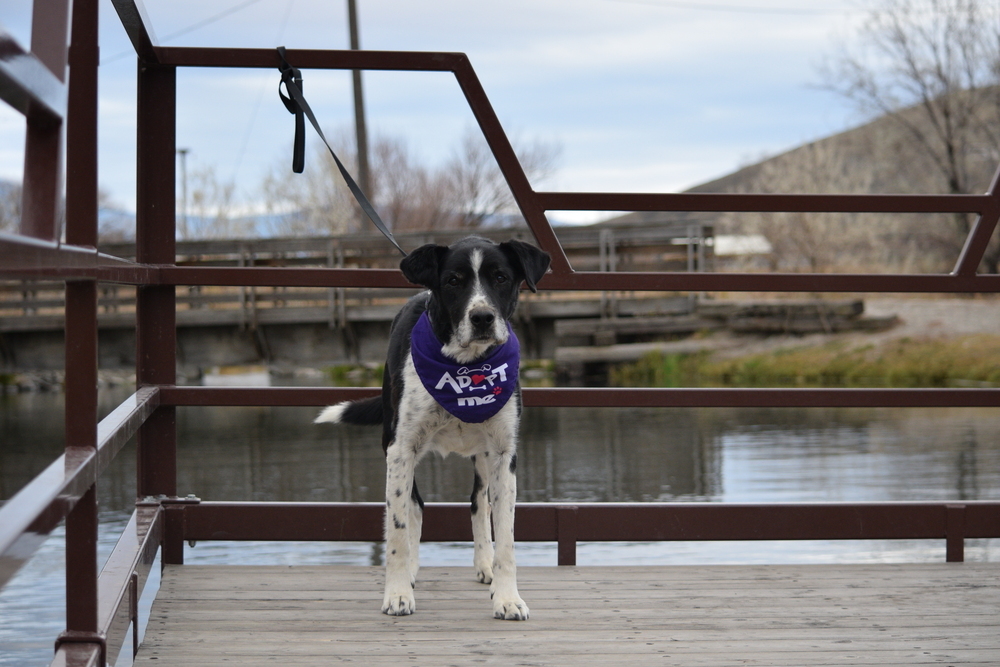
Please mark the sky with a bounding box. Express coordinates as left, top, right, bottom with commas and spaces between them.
1, 0, 870, 223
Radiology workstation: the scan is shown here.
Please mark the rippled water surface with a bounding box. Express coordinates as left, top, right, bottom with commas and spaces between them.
2, 389, 999, 665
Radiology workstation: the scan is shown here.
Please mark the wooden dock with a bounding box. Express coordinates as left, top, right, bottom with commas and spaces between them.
137, 563, 999, 666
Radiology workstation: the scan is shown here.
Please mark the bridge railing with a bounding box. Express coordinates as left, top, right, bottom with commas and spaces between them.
0, 223, 711, 333
1, 1, 999, 666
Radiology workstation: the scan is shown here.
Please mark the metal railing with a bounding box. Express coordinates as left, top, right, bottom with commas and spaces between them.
1, 1, 999, 665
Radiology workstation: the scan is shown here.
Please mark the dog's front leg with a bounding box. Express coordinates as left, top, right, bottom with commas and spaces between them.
471, 454, 494, 584
489, 449, 529, 620
383, 440, 417, 615
408, 482, 424, 586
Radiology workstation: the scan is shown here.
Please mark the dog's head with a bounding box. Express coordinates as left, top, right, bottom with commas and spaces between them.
400, 236, 550, 362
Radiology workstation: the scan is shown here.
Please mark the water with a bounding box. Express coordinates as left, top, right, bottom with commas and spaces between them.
2, 388, 999, 665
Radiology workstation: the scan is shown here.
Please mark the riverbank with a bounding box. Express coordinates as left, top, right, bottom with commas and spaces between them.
611, 297, 1000, 387
611, 334, 1000, 387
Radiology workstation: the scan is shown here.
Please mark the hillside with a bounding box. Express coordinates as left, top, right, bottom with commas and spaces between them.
687, 110, 995, 197
604, 99, 1000, 273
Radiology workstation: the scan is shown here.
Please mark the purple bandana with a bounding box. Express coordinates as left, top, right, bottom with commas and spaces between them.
410, 311, 520, 423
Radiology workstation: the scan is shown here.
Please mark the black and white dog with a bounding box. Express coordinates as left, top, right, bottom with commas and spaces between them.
316, 236, 550, 620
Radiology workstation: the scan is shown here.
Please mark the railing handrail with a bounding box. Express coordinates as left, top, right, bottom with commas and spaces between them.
175, 499, 1000, 565
0, 387, 159, 587
92, 221, 713, 256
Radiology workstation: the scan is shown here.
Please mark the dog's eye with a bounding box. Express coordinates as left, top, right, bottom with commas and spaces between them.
495, 273, 508, 284
446, 275, 461, 287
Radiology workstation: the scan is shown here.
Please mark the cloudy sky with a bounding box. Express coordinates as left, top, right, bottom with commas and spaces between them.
2, 0, 869, 222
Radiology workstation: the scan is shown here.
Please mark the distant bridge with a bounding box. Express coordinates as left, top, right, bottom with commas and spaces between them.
0, 223, 712, 373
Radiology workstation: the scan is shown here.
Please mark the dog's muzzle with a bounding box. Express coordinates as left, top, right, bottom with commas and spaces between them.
469, 309, 497, 338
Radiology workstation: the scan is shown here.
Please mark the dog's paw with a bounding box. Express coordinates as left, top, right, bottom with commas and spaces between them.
475, 562, 493, 585
492, 595, 529, 621
382, 588, 416, 616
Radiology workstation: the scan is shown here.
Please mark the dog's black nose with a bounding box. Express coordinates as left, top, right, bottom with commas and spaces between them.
470, 309, 496, 330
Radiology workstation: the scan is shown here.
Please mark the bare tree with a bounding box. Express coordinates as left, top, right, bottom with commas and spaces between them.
260, 132, 442, 236
185, 165, 253, 239
259, 126, 561, 235
260, 129, 360, 237
820, 0, 1000, 270
716, 131, 957, 273
0, 181, 21, 233
97, 188, 135, 242
2, 181, 137, 242
444, 128, 561, 228
367, 137, 453, 233
739, 142, 881, 272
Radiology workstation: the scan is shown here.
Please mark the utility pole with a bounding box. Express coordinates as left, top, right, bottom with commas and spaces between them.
347, 0, 371, 210
177, 148, 189, 240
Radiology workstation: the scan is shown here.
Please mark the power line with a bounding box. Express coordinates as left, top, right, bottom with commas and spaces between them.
159, 0, 263, 43
101, 0, 264, 64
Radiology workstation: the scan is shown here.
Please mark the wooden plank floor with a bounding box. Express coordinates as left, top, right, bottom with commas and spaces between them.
136, 563, 999, 666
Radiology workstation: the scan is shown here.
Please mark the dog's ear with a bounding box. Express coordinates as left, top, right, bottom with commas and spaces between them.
400, 243, 449, 289
499, 240, 551, 293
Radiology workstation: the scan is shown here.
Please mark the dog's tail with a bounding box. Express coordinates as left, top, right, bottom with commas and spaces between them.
314, 396, 383, 426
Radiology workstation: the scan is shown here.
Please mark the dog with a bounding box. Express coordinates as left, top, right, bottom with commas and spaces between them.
316, 236, 550, 620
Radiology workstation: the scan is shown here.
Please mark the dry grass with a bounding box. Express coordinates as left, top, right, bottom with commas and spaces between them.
610, 334, 1000, 388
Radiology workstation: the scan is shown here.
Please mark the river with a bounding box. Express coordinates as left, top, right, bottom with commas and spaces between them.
2, 386, 999, 666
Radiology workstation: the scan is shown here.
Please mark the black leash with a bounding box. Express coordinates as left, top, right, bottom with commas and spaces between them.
277, 46, 406, 256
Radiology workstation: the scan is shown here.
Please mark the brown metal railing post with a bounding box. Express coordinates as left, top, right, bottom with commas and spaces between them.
135, 61, 179, 528
946, 504, 966, 563
130, 572, 139, 658
162, 505, 186, 565
450, 56, 572, 275
955, 165, 1000, 276
58, 0, 106, 661
60, 488, 104, 662
63, 280, 99, 638
65, 0, 99, 249
556, 506, 578, 566
20, 0, 70, 241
